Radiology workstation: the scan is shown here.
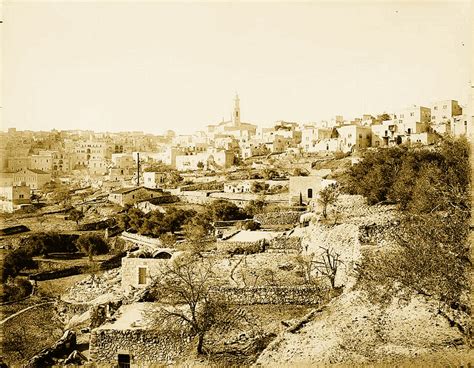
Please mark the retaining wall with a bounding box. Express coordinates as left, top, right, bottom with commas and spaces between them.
254, 211, 302, 226
210, 286, 326, 305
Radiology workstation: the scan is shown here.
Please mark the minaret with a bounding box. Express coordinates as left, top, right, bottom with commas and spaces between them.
233, 93, 241, 126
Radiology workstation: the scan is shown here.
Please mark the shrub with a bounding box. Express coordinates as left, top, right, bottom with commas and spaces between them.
75, 234, 109, 261
3, 278, 33, 302
356, 210, 470, 312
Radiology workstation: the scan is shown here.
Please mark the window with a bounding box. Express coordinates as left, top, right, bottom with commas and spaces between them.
410, 112, 414, 117
138, 267, 147, 285
307, 188, 313, 198
434, 106, 438, 110
19, 194, 24, 199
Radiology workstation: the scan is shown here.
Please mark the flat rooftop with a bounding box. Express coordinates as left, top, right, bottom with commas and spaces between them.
96, 302, 156, 331
225, 230, 282, 242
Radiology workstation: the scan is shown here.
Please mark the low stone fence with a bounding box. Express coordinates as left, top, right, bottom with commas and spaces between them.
180, 181, 224, 192
90, 328, 190, 367
216, 240, 265, 255
267, 236, 302, 253
254, 211, 302, 226
210, 285, 327, 305
77, 218, 116, 231
177, 191, 216, 205
29, 266, 83, 281
146, 195, 179, 205
0, 224, 30, 236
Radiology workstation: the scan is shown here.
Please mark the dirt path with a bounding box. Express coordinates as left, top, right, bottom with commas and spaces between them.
0, 301, 55, 325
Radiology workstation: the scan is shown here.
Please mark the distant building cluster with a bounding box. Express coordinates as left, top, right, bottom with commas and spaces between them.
0, 95, 471, 212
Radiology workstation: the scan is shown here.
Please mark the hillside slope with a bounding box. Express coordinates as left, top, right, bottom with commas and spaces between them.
254, 290, 470, 367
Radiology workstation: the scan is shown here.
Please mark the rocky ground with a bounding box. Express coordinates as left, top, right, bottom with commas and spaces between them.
254, 290, 471, 367
252, 195, 472, 367
62, 269, 122, 304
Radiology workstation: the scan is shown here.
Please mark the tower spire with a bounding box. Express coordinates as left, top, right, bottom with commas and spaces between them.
233, 93, 241, 126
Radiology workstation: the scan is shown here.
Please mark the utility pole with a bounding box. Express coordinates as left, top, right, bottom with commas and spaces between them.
137, 152, 140, 187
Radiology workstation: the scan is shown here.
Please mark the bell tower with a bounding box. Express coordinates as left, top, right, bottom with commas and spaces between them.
233, 93, 241, 126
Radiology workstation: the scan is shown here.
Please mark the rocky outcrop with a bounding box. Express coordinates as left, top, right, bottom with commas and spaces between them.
25, 330, 76, 368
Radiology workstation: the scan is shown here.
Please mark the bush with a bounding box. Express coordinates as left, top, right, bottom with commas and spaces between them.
3, 249, 37, 281
75, 234, 109, 261
356, 196, 470, 312
19, 232, 78, 257
3, 278, 33, 302
351, 137, 470, 318
237, 220, 261, 231
206, 200, 247, 221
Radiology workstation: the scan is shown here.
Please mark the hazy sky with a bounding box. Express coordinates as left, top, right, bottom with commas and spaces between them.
2, 1, 472, 135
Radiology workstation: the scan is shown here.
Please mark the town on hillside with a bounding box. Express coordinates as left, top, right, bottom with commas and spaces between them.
0, 94, 472, 367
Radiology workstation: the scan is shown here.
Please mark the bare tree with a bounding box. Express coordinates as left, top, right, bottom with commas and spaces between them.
149, 254, 231, 354
312, 247, 343, 289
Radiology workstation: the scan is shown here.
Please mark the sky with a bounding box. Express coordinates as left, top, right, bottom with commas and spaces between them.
1, 1, 472, 135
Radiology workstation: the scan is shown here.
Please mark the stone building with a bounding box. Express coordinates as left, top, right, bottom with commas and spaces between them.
289, 172, 336, 205
0, 184, 31, 212
336, 125, 372, 152
13, 168, 51, 190
143, 171, 167, 189
89, 303, 191, 367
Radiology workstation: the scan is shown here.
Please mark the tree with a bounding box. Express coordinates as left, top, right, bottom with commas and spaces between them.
244, 199, 267, 217
30, 193, 41, 203
159, 232, 177, 247
3, 249, 36, 281
312, 247, 343, 289
182, 215, 213, 242
318, 183, 340, 219
69, 208, 84, 226
206, 200, 246, 221
250, 181, 268, 193
75, 234, 109, 261
149, 254, 230, 354
262, 168, 278, 180
357, 211, 470, 312
197, 161, 205, 170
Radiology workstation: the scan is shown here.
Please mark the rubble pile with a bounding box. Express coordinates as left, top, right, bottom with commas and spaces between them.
62, 269, 122, 304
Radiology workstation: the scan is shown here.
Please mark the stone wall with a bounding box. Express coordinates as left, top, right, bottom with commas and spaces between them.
216, 240, 265, 255
254, 211, 302, 226
180, 181, 224, 192
210, 286, 326, 305
89, 328, 190, 367
358, 222, 399, 246
30, 266, 83, 281
267, 236, 302, 252
121, 257, 169, 291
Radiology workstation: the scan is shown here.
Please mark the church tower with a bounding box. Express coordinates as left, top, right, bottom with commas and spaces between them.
233, 94, 241, 126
